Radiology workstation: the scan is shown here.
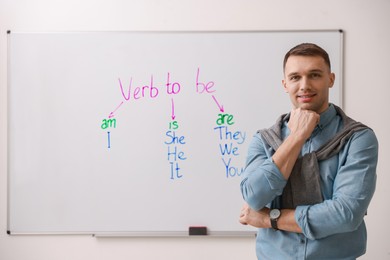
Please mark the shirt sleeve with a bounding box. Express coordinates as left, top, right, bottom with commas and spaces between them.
295, 129, 378, 240
240, 133, 287, 210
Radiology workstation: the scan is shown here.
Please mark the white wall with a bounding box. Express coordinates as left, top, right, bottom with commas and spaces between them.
0, 0, 389, 259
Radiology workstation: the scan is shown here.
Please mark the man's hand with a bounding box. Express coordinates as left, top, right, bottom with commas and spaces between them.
271, 108, 320, 180
239, 203, 271, 228
288, 108, 320, 142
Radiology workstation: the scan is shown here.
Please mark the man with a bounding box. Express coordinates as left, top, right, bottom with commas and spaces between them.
239, 43, 378, 259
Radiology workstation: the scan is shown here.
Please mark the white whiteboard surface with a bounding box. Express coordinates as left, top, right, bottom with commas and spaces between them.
7, 31, 343, 235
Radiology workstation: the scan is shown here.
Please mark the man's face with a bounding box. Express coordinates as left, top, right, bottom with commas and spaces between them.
282, 55, 335, 114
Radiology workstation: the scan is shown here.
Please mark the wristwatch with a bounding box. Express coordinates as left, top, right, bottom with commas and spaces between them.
270, 209, 281, 230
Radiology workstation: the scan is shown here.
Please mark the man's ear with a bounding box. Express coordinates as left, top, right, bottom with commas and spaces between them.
282, 79, 288, 93
329, 72, 336, 88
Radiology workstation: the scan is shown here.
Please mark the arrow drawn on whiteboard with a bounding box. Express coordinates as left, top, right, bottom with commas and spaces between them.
108, 101, 124, 118
171, 98, 176, 120
212, 95, 224, 112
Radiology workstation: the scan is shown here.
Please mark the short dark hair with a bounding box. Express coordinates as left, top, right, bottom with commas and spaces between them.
283, 43, 331, 71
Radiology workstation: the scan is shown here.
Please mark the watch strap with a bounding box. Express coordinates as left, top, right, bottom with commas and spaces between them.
271, 218, 279, 230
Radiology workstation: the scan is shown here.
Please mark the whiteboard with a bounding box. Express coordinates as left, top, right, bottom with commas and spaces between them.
7, 31, 343, 235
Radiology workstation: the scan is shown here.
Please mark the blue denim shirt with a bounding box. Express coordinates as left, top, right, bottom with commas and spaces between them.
240, 104, 378, 260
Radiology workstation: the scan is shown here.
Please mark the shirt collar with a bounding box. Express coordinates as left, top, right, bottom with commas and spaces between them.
317, 104, 337, 130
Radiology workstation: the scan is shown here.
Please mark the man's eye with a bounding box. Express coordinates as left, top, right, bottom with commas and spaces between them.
311, 73, 321, 79
290, 76, 300, 81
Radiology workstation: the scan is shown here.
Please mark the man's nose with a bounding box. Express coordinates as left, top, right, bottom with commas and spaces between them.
299, 77, 311, 91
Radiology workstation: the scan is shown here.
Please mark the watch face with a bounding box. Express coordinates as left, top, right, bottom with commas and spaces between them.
270, 209, 281, 219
